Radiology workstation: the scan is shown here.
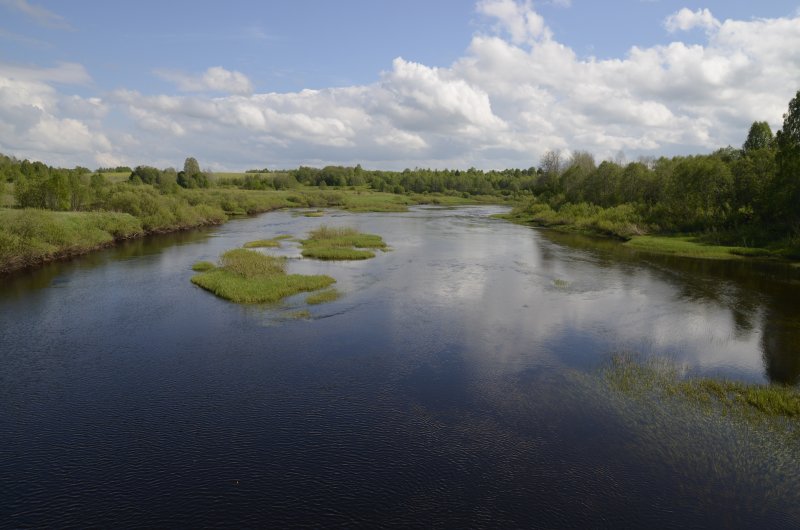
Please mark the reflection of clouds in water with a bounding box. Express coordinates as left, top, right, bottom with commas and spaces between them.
196, 205, 785, 384
379, 209, 770, 382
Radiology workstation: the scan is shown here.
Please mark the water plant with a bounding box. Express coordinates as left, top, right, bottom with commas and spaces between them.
300, 225, 387, 261
243, 238, 282, 248
605, 353, 800, 420
191, 248, 334, 303
191, 261, 215, 271
306, 288, 341, 305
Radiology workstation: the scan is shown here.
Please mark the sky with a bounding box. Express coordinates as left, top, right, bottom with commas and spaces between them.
0, 0, 799, 171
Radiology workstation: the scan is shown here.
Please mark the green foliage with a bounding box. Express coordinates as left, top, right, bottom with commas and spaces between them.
774, 90, 800, 232
743, 121, 774, 153
0, 208, 142, 272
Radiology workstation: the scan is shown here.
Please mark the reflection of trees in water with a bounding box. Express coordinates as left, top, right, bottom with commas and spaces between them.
534, 228, 800, 384
0, 228, 213, 298
762, 311, 800, 385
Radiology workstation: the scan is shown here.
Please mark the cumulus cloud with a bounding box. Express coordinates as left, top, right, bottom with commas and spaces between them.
665, 8, 720, 33
0, 63, 115, 166
476, 0, 549, 44
2, 1, 800, 170
155, 66, 254, 95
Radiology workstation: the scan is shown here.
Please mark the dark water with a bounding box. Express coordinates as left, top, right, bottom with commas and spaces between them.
2, 206, 799, 528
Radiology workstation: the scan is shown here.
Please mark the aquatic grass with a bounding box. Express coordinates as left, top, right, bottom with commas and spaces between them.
303, 210, 325, 217
300, 225, 387, 260
243, 238, 282, 248
301, 247, 376, 260
191, 248, 335, 303
306, 288, 341, 305
625, 235, 760, 260
289, 310, 311, 319
553, 278, 569, 289
191, 261, 215, 272
219, 248, 286, 278
605, 353, 800, 419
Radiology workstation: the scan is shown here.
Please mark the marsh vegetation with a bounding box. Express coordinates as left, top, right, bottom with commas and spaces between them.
191, 248, 335, 304
300, 226, 388, 261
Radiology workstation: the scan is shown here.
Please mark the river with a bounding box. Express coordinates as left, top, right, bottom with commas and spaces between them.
1, 206, 799, 527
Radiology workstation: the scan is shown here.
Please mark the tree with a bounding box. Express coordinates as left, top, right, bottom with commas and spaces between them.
537, 150, 562, 194
743, 121, 774, 153
772, 90, 800, 231
183, 157, 200, 178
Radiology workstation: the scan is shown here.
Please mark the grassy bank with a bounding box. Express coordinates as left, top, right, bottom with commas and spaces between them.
300, 226, 388, 260
503, 201, 788, 262
191, 248, 335, 304
0, 209, 143, 273
624, 235, 773, 260
0, 186, 468, 275
502, 202, 648, 239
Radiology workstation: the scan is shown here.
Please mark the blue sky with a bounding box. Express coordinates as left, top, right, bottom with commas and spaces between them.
1, 0, 799, 170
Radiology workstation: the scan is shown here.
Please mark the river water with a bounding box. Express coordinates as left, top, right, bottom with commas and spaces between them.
1, 206, 799, 527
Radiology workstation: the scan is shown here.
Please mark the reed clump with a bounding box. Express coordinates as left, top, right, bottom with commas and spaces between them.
300, 225, 387, 260
191, 248, 334, 303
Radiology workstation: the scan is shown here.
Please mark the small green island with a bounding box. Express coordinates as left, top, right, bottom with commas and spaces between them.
300, 226, 388, 260
191, 227, 386, 304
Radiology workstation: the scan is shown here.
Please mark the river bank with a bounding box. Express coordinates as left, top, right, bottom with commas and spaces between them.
499, 206, 798, 263
0, 188, 491, 275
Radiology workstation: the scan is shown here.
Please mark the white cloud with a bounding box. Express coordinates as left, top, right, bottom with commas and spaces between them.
665, 8, 721, 33
155, 66, 254, 95
476, 0, 549, 44
0, 64, 115, 166
2, 2, 800, 170
0, 0, 71, 29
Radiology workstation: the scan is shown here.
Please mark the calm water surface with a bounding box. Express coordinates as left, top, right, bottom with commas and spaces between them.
1, 206, 799, 527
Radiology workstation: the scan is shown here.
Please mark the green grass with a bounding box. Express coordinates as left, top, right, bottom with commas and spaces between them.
0, 208, 143, 273
289, 310, 311, 319
243, 238, 282, 248
305, 288, 341, 305
191, 248, 335, 303
300, 225, 388, 261
191, 260, 215, 271
605, 353, 800, 419
303, 210, 325, 217
625, 235, 770, 260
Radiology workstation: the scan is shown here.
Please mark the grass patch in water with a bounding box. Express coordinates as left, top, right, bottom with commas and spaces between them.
289, 310, 311, 319
625, 235, 771, 260
605, 353, 800, 419
300, 225, 387, 260
191, 248, 334, 303
191, 261, 215, 272
553, 278, 569, 289
243, 238, 282, 248
304, 210, 325, 217
306, 288, 341, 305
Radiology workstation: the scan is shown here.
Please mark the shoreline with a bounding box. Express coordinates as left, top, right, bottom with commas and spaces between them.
497, 213, 796, 264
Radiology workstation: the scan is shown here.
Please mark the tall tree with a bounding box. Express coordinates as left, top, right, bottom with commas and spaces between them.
743, 121, 774, 153
772, 90, 800, 231
183, 157, 200, 178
